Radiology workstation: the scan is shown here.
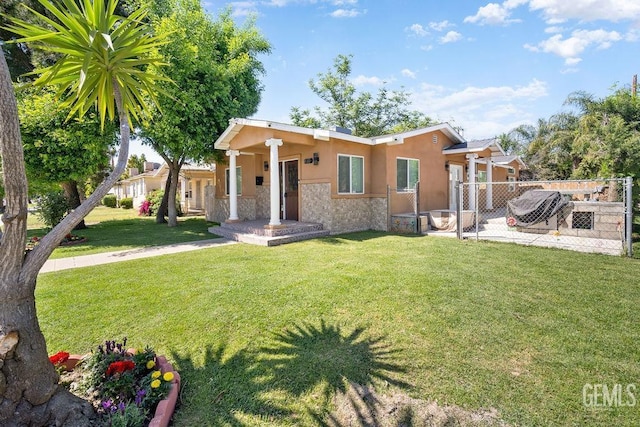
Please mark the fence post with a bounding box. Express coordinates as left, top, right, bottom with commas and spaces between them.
415, 181, 420, 234
456, 181, 462, 239
387, 185, 391, 232
625, 176, 633, 257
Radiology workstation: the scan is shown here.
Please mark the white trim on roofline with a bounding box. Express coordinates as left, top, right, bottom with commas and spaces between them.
214, 118, 467, 150
214, 118, 374, 149
372, 123, 465, 145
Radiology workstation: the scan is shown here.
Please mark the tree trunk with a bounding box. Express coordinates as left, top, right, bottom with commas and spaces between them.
0, 51, 130, 425
155, 173, 170, 224
62, 180, 87, 230
167, 162, 181, 227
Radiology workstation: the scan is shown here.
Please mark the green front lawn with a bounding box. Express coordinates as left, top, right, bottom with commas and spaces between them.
27, 206, 216, 259
36, 233, 639, 426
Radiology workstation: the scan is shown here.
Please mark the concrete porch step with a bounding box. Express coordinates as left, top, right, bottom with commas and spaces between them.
208, 219, 330, 246
209, 225, 330, 247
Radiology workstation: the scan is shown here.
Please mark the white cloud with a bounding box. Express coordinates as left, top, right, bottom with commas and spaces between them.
544, 26, 564, 33
440, 31, 463, 44
528, 0, 640, 24
401, 69, 417, 79
229, 1, 259, 16
407, 24, 429, 37
352, 75, 385, 86
420, 44, 434, 51
464, 2, 523, 26
333, 0, 358, 5
411, 79, 548, 138
524, 29, 622, 64
330, 8, 362, 18
429, 20, 454, 32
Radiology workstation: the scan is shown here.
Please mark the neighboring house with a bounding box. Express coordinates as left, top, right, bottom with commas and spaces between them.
112, 162, 215, 214
211, 118, 524, 234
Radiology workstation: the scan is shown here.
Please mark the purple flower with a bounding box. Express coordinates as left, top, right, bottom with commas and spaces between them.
118, 402, 126, 413
135, 388, 146, 406
102, 399, 113, 410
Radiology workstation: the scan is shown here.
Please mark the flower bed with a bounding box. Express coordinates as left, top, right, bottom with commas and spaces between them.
25, 234, 86, 252
50, 339, 180, 427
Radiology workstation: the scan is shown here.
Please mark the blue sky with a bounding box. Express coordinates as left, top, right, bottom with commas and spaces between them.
135, 0, 640, 161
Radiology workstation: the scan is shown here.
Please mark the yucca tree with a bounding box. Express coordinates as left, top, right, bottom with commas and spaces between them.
0, 0, 166, 423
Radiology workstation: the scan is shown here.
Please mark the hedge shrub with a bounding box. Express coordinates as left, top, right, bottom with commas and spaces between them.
36, 191, 69, 230
119, 197, 133, 209
102, 194, 117, 208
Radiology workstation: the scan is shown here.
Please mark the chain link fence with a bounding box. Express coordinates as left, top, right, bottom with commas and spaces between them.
388, 182, 425, 234
458, 177, 633, 256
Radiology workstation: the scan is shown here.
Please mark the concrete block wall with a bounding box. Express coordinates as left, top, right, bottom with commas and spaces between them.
560, 201, 623, 239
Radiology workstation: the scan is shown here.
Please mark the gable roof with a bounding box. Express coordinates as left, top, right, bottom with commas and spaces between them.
490, 154, 527, 169
372, 123, 465, 145
214, 118, 467, 149
442, 137, 505, 156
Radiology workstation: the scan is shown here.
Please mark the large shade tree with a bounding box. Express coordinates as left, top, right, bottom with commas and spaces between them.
290, 54, 435, 137
18, 86, 118, 229
139, 0, 271, 226
0, 0, 166, 423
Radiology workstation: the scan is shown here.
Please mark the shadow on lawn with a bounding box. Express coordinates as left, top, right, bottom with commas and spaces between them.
260, 320, 410, 425
170, 344, 291, 426
170, 320, 408, 425
318, 230, 422, 245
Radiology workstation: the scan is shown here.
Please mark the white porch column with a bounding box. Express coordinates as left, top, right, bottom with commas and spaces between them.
181, 178, 187, 212
265, 138, 283, 227
486, 156, 493, 210
226, 150, 240, 221
466, 154, 478, 211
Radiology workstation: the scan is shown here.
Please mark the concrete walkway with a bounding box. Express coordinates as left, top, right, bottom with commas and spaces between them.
40, 238, 236, 273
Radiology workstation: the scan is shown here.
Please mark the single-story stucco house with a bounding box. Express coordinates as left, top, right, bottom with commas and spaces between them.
210, 118, 525, 234
112, 162, 215, 213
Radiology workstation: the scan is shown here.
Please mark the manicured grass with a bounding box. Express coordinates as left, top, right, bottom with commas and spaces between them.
27, 204, 139, 230
27, 206, 216, 259
36, 233, 640, 426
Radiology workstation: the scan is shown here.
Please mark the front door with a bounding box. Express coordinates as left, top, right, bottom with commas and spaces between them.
280, 160, 299, 221
449, 164, 463, 211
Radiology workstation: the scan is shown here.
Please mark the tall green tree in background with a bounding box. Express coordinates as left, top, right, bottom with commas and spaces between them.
18, 87, 117, 229
512, 86, 640, 182
0, 0, 166, 423
290, 54, 434, 137
139, 0, 270, 226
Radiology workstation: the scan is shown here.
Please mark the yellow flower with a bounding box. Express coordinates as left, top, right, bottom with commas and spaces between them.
163, 371, 174, 382
146, 360, 155, 369
151, 379, 161, 388
151, 370, 161, 379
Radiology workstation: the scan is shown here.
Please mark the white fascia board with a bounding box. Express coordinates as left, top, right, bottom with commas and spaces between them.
377, 123, 465, 144
373, 135, 404, 145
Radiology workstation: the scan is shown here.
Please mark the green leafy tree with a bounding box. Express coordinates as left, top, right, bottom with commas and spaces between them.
139, 0, 271, 226
18, 86, 117, 229
291, 54, 434, 137
0, 0, 166, 423
121, 153, 148, 179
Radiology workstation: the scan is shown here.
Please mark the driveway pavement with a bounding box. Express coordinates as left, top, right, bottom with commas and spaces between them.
40, 238, 236, 273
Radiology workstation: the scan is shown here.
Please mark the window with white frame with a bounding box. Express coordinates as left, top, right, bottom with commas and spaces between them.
225, 167, 242, 195
338, 155, 364, 194
397, 158, 419, 191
